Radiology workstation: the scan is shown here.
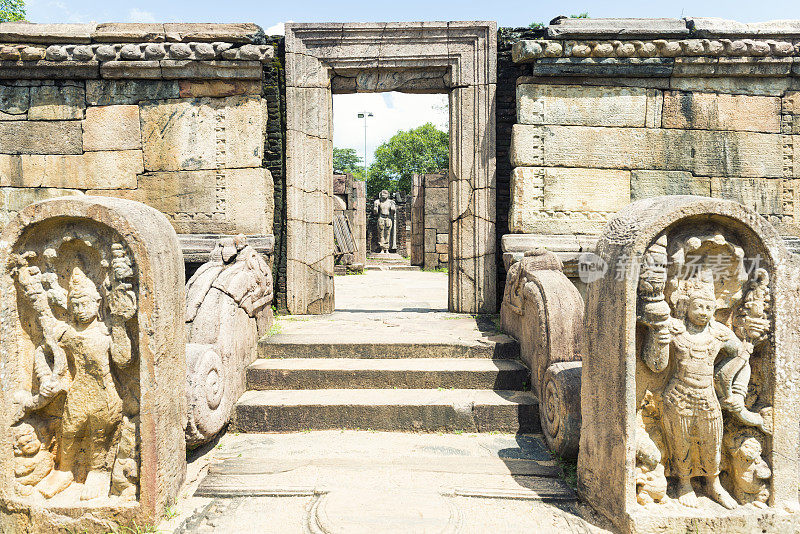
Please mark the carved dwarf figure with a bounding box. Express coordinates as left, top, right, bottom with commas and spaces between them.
12, 422, 54, 497
11, 245, 137, 501
635, 392, 668, 505
373, 190, 396, 253
724, 431, 771, 507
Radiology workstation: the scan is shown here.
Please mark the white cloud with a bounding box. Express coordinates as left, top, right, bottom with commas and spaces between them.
265, 20, 292, 36
333, 92, 448, 167
128, 8, 157, 23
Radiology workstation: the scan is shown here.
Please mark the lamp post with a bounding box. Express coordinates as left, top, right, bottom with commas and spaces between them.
357, 111, 373, 178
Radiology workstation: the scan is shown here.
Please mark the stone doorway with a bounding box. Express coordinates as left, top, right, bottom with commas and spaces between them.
285, 22, 497, 314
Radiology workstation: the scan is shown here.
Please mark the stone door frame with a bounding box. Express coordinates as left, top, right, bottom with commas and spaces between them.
285, 21, 497, 314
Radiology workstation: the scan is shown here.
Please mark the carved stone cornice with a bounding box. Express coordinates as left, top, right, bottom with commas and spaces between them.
513, 38, 799, 63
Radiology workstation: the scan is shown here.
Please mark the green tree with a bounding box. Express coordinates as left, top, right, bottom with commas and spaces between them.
367, 123, 448, 199
0, 0, 26, 22
333, 147, 365, 180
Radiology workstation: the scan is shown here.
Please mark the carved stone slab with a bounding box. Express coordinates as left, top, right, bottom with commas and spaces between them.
579, 195, 800, 533
0, 196, 186, 532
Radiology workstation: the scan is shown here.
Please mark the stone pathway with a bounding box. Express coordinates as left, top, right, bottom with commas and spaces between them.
162, 431, 613, 534
157, 271, 614, 533
334, 270, 446, 311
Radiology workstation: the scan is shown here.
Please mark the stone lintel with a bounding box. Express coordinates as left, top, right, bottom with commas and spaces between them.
546, 17, 690, 39
0, 22, 265, 44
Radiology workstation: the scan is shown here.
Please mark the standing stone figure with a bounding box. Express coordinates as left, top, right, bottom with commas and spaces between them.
637, 232, 771, 510
373, 190, 397, 253
184, 235, 273, 446
9, 241, 137, 502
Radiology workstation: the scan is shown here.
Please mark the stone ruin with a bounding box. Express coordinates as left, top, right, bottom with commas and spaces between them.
185, 234, 274, 447
0, 196, 185, 532
579, 196, 800, 532
0, 15, 799, 534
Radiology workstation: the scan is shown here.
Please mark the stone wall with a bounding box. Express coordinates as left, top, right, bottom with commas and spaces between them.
0, 22, 277, 280
506, 17, 800, 258
410, 172, 449, 270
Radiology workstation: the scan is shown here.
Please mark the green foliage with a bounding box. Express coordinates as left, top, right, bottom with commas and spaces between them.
556, 455, 578, 489
367, 123, 448, 198
333, 147, 364, 178
0, 0, 25, 21
571, 12, 589, 18
527, 22, 545, 29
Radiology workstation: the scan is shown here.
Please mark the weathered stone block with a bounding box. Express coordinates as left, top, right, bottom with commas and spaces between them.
630, 170, 711, 199
83, 105, 142, 151
0, 121, 82, 154
711, 176, 782, 215
27, 85, 85, 120
86, 80, 180, 106
513, 125, 782, 178
0, 151, 142, 189
435, 242, 448, 254
227, 168, 274, 235
509, 166, 629, 233
670, 76, 791, 97
424, 172, 448, 189
178, 80, 261, 98
0, 195, 185, 532
517, 84, 649, 127
544, 167, 630, 212
436, 233, 448, 244
0, 186, 82, 225
0, 85, 29, 117
140, 95, 264, 172
662, 91, 781, 133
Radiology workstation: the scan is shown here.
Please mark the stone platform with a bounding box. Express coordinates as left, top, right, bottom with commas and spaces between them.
162, 431, 612, 533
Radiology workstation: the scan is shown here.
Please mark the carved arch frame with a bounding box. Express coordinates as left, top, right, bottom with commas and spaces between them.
285, 22, 497, 314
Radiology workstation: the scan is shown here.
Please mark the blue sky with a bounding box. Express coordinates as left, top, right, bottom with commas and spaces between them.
23, 0, 800, 30
23, 0, 800, 164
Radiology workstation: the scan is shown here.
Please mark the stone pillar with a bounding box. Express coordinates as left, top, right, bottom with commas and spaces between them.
0, 196, 186, 533
580, 195, 800, 532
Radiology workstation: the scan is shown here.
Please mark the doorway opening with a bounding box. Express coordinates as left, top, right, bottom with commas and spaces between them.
332, 92, 449, 313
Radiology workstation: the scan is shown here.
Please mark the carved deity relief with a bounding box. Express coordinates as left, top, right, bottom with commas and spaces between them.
6, 228, 140, 504
635, 227, 773, 510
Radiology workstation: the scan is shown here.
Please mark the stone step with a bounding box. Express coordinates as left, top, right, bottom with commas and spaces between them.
259, 338, 519, 360
232, 389, 540, 433
246, 358, 529, 391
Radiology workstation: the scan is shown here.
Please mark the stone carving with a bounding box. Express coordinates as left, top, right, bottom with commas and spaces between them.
373, 190, 397, 254
0, 196, 186, 532
184, 234, 273, 446
637, 231, 773, 509
579, 196, 800, 533
512, 38, 798, 63
500, 248, 583, 458
8, 237, 138, 502
0, 42, 275, 63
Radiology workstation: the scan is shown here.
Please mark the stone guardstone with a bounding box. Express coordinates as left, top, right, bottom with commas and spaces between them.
0, 196, 186, 533
309, 491, 459, 533
579, 195, 800, 533
500, 248, 583, 458
184, 235, 274, 447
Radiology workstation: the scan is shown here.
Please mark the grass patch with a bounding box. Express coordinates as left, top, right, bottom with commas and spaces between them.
555, 455, 578, 490
266, 320, 282, 337
423, 266, 448, 274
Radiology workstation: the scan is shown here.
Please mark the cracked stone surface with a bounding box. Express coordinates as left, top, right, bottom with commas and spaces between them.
162, 431, 613, 534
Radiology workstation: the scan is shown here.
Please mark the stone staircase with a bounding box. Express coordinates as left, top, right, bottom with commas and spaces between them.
230, 314, 539, 434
